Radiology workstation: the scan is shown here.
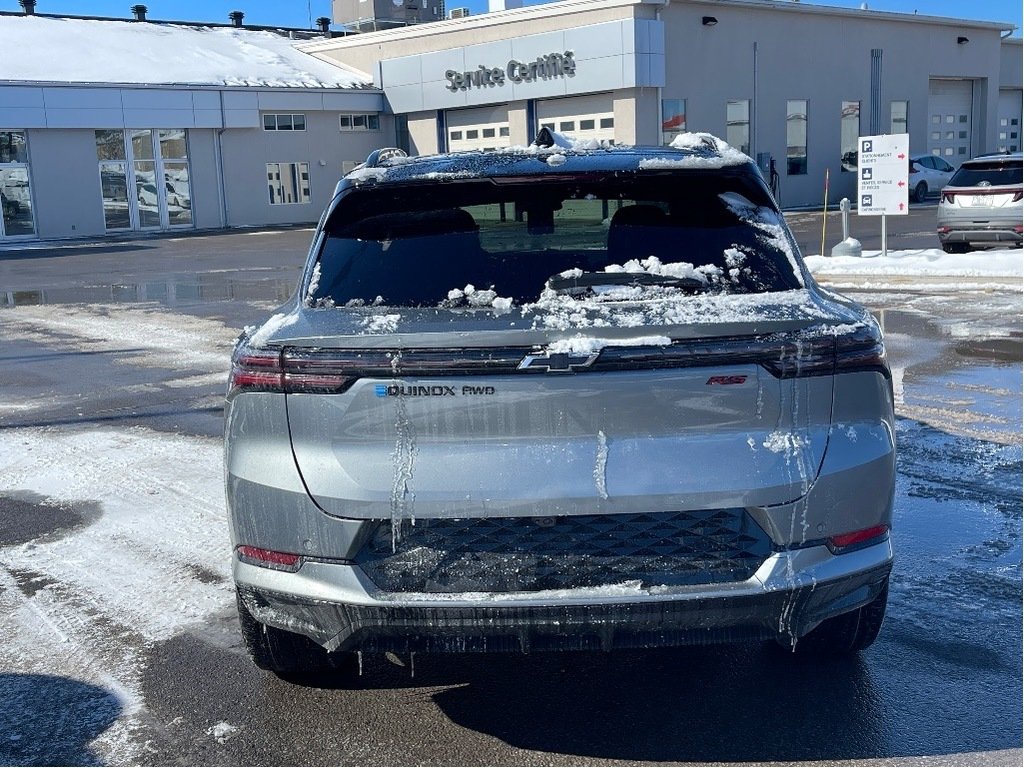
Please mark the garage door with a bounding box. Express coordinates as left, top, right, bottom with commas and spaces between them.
537, 94, 616, 145
446, 106, 511, 152
997, 90, 1021, 153
927, 79, 973, 165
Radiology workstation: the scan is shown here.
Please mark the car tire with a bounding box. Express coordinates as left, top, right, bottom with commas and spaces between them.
236, 591, 358, 679
941, 242, 970, 254
914, 182, 928, 203
783, 578, 889, 656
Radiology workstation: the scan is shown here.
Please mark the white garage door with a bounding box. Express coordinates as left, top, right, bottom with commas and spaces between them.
927, 79, 973, 165
537, 94, 616, 145
446, 106, 511, 152
997, 90, 1022, 153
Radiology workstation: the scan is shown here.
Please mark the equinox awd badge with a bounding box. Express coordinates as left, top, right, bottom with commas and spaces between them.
375, 384, 496, 397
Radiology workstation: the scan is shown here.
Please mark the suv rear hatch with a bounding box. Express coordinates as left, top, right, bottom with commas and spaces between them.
242, 161, 881, 534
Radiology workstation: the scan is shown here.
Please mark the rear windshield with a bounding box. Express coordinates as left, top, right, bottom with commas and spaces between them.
949, 161, 1023, 188
310, 173, 803, 308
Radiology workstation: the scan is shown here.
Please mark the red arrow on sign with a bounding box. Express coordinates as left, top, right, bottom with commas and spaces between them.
898, 181, 905, 187
899, 203, 905, 210
897, 153, 906, 159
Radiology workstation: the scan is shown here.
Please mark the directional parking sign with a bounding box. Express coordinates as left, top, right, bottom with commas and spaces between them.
857, 134, 910, 216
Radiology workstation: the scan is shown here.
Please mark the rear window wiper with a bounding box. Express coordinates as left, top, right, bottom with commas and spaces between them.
545, 271, 710, 294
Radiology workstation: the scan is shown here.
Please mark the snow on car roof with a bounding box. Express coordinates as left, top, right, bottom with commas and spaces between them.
0, 15, 370, 88
344, 133, 758, 186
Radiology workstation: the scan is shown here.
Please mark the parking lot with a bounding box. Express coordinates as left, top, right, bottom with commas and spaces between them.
0, 212, 1020, 766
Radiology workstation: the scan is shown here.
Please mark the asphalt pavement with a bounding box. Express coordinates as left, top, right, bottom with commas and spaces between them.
0, 217, 1020, 766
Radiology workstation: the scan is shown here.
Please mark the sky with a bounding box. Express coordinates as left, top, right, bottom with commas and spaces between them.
0, 0, 1019, 32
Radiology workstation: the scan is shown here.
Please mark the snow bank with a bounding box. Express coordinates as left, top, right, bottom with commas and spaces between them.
0, 15, 369, 87
805, 247, 1023, 278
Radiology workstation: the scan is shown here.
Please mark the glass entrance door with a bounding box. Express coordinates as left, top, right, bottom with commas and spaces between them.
0, 131, 36, 239
96, 129, 193, 232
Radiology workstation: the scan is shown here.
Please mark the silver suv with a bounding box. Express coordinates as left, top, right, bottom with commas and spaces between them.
936, 152, 1023, 252
226, 132, 895, 677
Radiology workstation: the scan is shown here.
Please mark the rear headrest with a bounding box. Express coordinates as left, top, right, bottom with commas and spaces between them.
608, 204, 668, 230
336, 208, 478, 240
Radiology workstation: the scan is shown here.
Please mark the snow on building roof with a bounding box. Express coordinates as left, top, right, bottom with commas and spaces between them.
0, 15, 371, 88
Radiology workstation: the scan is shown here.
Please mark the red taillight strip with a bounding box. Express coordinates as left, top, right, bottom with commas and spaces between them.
228, 348, 284, 397
236, 545, 303, 572
828, 524, 890, 554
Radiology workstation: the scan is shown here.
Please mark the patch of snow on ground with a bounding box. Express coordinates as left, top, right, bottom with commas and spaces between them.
206, 722, 240, 744
804, 247, 1023, 278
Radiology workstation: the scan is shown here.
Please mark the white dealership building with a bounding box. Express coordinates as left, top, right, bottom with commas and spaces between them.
0, 0, 1019, 242
304, 0, 1021, 209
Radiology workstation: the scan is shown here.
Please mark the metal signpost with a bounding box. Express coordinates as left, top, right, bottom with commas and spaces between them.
856, 133, 910, 257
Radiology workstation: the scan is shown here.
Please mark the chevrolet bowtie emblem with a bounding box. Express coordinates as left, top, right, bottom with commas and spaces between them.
518, 350, 599, 372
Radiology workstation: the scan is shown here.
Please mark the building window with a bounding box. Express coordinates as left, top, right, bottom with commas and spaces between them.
267, 162, 311, 205
95, 128, 191, 231
661, 99, 686, 145
599, 117, 614, 130
786, 100, 808, 175
890, 101, 908, 134
395, 115, 411, 155
726, 100, 750, 155
482, 128, 496, 138
0, 130, 34, 237
840, 101, 860, 172
263, 113, 306, 131
340, 113, 380, 131
499, 127, 510, 137
559, 121, 575, 132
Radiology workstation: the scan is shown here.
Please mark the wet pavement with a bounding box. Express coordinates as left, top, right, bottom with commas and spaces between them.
0, 226, 1020, 766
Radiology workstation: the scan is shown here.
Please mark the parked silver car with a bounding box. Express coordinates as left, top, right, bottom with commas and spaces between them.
226, 131, 895, 678
936, 152, 1023, 252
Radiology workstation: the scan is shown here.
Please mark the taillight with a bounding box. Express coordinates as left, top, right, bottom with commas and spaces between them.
909, 166, 918, 174
228, 342, 356, 397
280, 349, 359, 394
937, 226, 951, 234
834, 324, 889, 377
827, 524, 889, 554
761, 324, 889, 379
236, 545, 303, 572
942, 192, 956, 204
1012, 191, 1023, 203
228, 346, 283, 396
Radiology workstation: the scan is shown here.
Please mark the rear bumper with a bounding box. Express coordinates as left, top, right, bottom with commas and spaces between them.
235, 539, 893, 653
937, 209, 1023, 244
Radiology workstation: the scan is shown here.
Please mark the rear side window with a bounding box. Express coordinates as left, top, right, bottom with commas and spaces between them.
311, 174, 803, 308
949, 161, 1023, 187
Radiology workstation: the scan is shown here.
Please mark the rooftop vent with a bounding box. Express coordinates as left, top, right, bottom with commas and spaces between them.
229, 10, 244, 26
19, 0, 36, 15
131, 4, 148, 21
316, 16, 331, 36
